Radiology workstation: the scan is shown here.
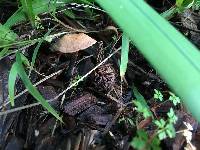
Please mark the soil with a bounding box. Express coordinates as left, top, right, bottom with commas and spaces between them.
1, 0, 200, 150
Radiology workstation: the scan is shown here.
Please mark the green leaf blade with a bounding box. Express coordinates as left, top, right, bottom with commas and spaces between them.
15, 52, 62, 122
8, 62, 18, 106
0, 24, 18, 45
120, 33, 129, 78
4, 0, 71, 28
20, 0, 35, 27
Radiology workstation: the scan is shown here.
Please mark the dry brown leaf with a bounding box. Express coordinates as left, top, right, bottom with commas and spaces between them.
52, 33, 97, 53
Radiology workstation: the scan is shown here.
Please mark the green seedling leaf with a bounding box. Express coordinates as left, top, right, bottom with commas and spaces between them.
131, 137, 146, 150
169, 92, 181, 106
167, 108, 178, 124
13, 52, 62, 122
131, 130, 148, 150
132, 129, 161, 149
134, 101, 152, 118
120, 33, 129, 78
151, 137, 161, 150
157, 130, 167, 140
154, 89, 163, 101
132, 86, 153, 118
165, 123, 176, 138
8, 62, 18, 106
155, 116, 176, 140
155, 119, 166, 129
20, 0, 35, 27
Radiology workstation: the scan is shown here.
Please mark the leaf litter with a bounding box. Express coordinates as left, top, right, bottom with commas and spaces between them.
1, 1, 200, 150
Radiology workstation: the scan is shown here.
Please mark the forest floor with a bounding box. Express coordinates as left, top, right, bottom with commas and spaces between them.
1, 0, 200, 150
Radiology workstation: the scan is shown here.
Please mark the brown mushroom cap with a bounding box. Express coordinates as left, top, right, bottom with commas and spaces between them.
52, 33, 97, 53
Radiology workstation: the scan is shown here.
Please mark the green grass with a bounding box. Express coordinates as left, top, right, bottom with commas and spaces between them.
1, 0, 76, 122
120, 33, 129, 78
20, 0, 35, 27
0, 23, 18, 45
4, 0, 71, 28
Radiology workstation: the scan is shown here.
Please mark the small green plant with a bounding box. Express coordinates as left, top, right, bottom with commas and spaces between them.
155, 108, 177, 140
169, 92, 181, 106
154, 89, 163, 102
134, 100, 153, 119
132, 87, 153, 119
131, 130, 160, 150
153, 89, 181, 106
131, 88, 179, 150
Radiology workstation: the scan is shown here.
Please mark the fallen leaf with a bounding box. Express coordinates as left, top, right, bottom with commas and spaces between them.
52, 33, 97, 53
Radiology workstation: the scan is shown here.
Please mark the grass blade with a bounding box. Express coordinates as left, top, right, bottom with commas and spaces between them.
8, 62, 18, 106
13, 52, 62, 121
20, 0, 35, 27
96, 0, 200, 121
29, 28, 53, 75
161, 6, 178, 20
120, 33, 129, 78
4, 0, 71, 28
20, 53, 30, 67
0, 24, 18, 45
0, 48, 9, 59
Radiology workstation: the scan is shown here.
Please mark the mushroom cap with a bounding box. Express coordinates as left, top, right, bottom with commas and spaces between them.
52, 33, 97, 53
